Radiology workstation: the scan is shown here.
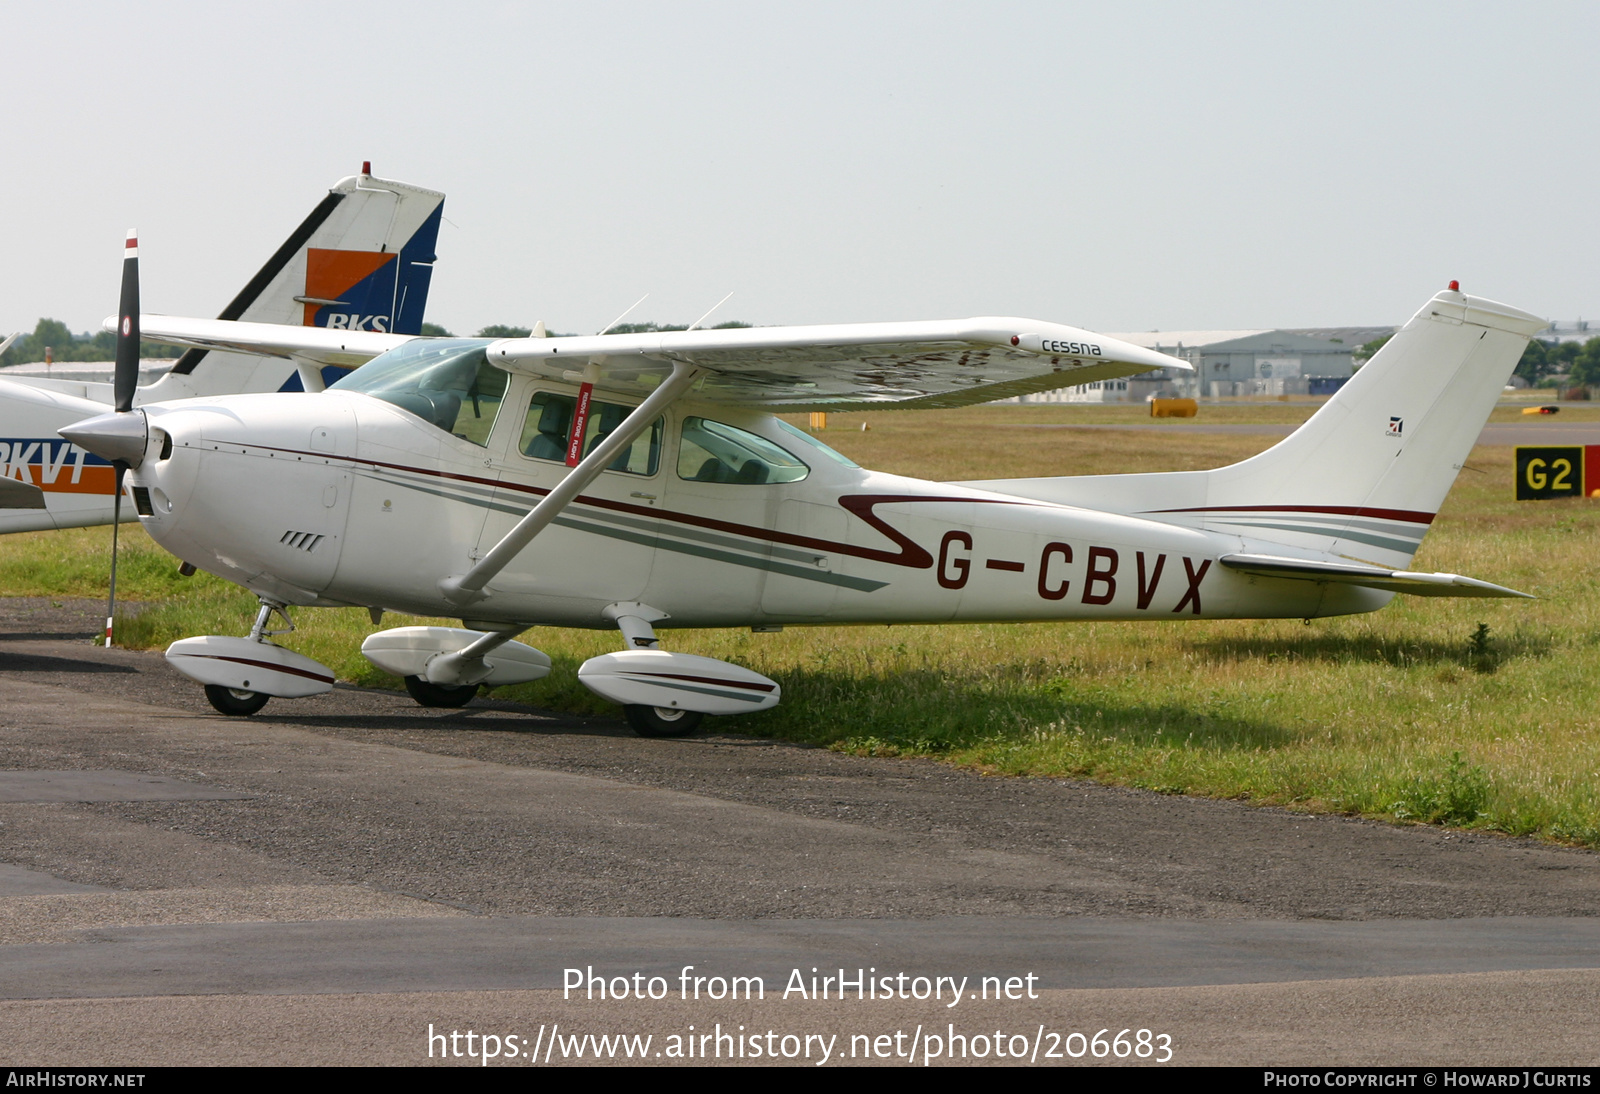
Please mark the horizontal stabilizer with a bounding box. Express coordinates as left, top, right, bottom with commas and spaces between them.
0, 476, 46, 509
1220, 553, 1533, 599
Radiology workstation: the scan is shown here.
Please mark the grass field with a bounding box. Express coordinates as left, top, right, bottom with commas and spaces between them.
4, 401, 1598, 846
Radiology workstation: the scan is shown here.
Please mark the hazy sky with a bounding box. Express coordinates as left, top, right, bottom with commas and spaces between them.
4, 1, 1594, 339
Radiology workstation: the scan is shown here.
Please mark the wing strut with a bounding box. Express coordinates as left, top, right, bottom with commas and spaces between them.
438, 360, 703, 606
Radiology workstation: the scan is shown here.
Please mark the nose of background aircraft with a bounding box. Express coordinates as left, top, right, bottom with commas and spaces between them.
59, 410, 149, 468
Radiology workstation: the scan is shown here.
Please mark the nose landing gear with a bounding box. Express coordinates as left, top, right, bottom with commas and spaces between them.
166, 597, 337, 717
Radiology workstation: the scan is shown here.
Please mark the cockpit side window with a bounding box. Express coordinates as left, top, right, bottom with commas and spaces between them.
329, 339, 507, 447
677, 417, 809, 484
518, 391, 661, 476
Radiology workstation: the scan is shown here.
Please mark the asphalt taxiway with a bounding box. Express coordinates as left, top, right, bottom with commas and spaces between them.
2, 599, 1597, 1066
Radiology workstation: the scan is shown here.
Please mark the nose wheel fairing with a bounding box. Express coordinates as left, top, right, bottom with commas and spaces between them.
166, 635, 336, 700
165, 600, 336, 716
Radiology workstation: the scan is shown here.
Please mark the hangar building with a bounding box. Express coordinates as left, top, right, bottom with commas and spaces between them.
1019, 327, 1386, 403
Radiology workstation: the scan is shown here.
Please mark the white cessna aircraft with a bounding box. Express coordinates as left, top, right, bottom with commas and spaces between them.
0, 166, 444, 533
55, 245, 1541, 735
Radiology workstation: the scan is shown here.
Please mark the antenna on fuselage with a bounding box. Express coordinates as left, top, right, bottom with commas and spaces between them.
685, 291, 734, 333
596, 293, 649, 336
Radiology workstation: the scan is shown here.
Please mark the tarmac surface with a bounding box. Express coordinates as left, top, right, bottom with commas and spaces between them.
2, 598, 1598, 1066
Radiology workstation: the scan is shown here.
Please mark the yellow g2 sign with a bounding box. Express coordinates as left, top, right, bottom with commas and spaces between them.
1516, 446, 1584, 500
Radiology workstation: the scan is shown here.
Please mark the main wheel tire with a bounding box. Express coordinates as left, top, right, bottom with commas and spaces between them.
624, 704, 705, 738
404, 675, 479, 708
203, 684, 270, 716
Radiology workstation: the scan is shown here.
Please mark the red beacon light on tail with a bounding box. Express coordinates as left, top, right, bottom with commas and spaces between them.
1448, 280, 1460, 292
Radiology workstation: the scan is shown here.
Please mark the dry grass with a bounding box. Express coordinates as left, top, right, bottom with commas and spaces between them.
783, 407, 1286, 479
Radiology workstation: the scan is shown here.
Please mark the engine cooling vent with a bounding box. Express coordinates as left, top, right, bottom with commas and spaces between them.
280, 530, 325, 551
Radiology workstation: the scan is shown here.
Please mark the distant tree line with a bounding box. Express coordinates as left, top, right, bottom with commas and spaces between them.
1354, 331, 1596, 390
1354, 335, 1392, 362
1, 317, 757, 369
1, 318, 188, 368
1515, 337, 1600, 388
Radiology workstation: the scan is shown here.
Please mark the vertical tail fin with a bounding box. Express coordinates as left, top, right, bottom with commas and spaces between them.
968, 288, 1545, 568
139, 167, 444, 401
1205, 290, 1543, 516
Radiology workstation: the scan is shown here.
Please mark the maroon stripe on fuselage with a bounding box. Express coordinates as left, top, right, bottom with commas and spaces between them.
244, 442, 1038, 571
1150, 504, 1436, 525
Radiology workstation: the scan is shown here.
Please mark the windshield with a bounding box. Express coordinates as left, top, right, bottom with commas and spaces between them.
774, 417, 860, 468
330, 339, 507, 446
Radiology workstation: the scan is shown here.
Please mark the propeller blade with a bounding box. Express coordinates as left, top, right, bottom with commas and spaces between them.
106, 465, 125, 648
114, 229, 139, 413
105, 228, 141, 647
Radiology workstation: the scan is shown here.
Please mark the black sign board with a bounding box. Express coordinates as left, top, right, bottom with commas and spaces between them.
1515, 446, 1584, 500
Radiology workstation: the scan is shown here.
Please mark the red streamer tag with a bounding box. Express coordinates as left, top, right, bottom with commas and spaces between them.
566, 383, 594, 467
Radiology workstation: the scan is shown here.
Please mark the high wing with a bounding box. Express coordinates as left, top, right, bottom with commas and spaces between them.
116, 314, 1188, 409
1219, 553, 1534, 599
485, 318, 1188, 409
112, 315, 415, 370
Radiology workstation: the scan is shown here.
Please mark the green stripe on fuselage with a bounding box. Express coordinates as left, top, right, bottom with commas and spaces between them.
365, 469, 888, 593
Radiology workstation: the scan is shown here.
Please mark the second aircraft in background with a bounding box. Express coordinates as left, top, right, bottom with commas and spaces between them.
0, 165, 444, 533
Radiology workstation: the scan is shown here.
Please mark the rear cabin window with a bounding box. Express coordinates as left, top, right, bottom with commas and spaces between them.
519, 391, 661, 476
677, 417, 809, 484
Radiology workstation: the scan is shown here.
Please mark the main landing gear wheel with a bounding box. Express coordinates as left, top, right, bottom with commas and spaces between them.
624, 705, 704, 738
404, 675, 479, 708
203, 685, 270, 717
